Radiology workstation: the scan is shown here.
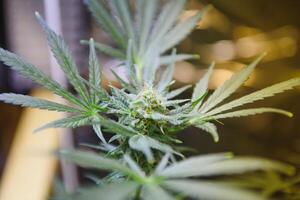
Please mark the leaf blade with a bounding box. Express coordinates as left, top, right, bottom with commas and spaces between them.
157, 153, 232, 177
164, 180, 263, 200
137, 0, 158, 55
211, 107, 293, 119
0, 48, 84, 107
142, 185, 174, 200
160, 156, 294, 178
147, 0, 185, 53
81, 40, 125, 59
157, 49, 176, 92
206, 78, 300, 116
166, 85, 191, 99
35, 115, 91, 132
192, 62, 215, 109
112, 0, 135, 41
77, 182, 138, 200
36, 12, 89, 102
59, 150, 136, 176
159, 54, 199, 65
194, 122, 219, 142
85, 0, 126, 47
0, 93, 81, 113
92, 124, 106, 144
96, 115, 138, 137
200, 54, 266, 113
160, 10, 204, 53
88, 38, 102, 103
193, 157, 295, 177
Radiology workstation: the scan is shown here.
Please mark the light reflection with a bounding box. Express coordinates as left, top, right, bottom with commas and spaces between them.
174, 61, 196, 83
196, 6, 231, 34
236, 37, 266, 58
196, 25, 298, 63
209, 69, 234, 89
211, 40, 236, 61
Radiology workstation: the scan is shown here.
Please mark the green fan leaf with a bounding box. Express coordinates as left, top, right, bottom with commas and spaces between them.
142, 185, 174, 200
59, 150, 137, 177
96, 115, 138, 137
35, 115, 91, 132
36, 12, 89, 102
211, 107, 293, 120
157, 49, 176, 92
159, 54, 199, 65
0, 93, 81, 113
143, 45, 160, 85
137, 0, 158, 55
111, 70, 136, 93
194, 122, 219, 142
164, 180, 263, 200
144, 136, 184, 157
192, 62, 215, 109
200, 53, 266, 113
196, 157, 295, 177
92, 124, 106, 144
125, 39, 140, 87
0, 48, 83, 107
112, 0, 135, 41
161, 157, 294, 178
148, 112, 182, 125
155, 153, 171, 174
157, 153, 232, 178
205, 78, 300, 117
129, 135, 183, 163
160, 10, 203, 53
129, 135, 154, 163
85, 0, 126, 48
123, 155, 145, 177
81, 40, 125, 59
77, 182, 138, 200
78, 75, 108, 101
166, 85, 191, 99
88, 38, 102, 103
163, 99, 190, 107
147, 0, 185, 53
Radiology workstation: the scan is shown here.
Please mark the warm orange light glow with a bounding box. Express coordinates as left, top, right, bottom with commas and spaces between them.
210, 69, 234, 89
211, 40, 236, 61
174, 61, 197, 83
197, 6, 231, 33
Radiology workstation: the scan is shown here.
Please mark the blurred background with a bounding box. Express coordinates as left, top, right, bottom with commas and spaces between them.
0, 0, 300, 199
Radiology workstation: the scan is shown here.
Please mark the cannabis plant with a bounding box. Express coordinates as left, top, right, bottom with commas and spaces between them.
0, 0, 299, 199
219, 172, 300, 199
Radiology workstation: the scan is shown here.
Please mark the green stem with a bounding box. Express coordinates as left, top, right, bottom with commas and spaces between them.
133, 56, 143, 83
134, 186, 142, 200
